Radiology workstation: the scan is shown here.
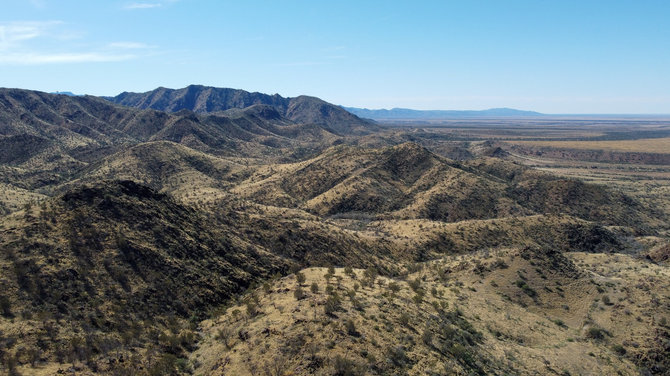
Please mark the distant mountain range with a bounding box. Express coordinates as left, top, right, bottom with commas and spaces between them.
344, 106, 544, 120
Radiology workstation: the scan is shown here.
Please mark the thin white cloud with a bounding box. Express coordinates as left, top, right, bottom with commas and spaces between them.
0, 52, 136, 65
0, 21, 153, 65
123, 0, 180, 10
0, 21, 63, 50
108, 41, 154, 49
273, 61, 327, 67
124, 2, 162, 9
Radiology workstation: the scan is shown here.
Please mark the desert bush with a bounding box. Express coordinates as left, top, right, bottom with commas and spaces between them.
310, 282, 319, 294
422, 329, 433, 346
296, 272, 306, 285
294, 286, 305, 300
387, 346, 409, 368
346, 319, 359, 337
586, 326, 608, 341
324, 294, 342, 316
246, 301, 259, 317
398, 312, 411, 327
215, 327, 234, 349
611, 344, 626, 355
333, 355, 360, 376
514, 280, 537, 297
388, 282, 401, 294
148, 353, 178, 376
408, 278, 422, 293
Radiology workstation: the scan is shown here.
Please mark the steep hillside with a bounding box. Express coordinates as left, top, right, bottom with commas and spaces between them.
193, 247, 670, 375
0, 180, 291, 374
106, 85, 377, 135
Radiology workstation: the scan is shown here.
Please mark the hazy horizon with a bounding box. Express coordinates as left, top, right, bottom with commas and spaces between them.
2, 1, 669, 114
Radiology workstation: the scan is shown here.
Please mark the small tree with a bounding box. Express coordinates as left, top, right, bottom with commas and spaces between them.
310, 282, 319, 294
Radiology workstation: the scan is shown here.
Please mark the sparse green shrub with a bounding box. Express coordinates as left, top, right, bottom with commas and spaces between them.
514, 280, 537, 297
422, 329, 433, 346
294, 286, 305, 300
215, 327, 233, 349
296, 272, 306, 285
412, 292, 424, 305
311, 282, 319, 294
246, 301, 259, 317
408, 278, 422, 293
586, 326, 608, 341
386, 346, 409, 368
388, 282, 401, 295
345, 319, 359, 337
602, 295, 613, 306
333, 354, 359, 376
611, 344, 626, 355
324, 294, 342, 316
398, 312, 411, 327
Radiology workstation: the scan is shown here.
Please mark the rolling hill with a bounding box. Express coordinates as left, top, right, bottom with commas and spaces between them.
229, 142, 649, 229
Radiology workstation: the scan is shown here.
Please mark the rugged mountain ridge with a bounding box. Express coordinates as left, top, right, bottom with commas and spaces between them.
105, 85, 377, 135
0, 88, 343, 195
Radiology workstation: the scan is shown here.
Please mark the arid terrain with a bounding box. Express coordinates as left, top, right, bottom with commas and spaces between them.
1, 87, 669, 375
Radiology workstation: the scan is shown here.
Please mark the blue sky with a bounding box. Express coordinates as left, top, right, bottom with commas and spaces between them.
1, 0, 669, 113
